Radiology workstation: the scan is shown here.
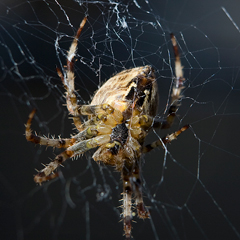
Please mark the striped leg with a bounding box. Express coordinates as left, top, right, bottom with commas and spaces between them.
25, 109, 75, 148
122, 162, 133, 239
142, 125, 189, 153
57, 16, 87, 131
132, 161, 150, 219
154, 33, 185, 130
25, 109, 112, 148
34, 135, 110, 184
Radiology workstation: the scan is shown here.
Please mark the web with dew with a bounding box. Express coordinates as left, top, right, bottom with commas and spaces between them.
1, 0, 240, 240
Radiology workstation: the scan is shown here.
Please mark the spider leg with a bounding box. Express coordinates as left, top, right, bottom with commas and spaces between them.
121, 162, 133, 239
25, 109, 75, 148
142, 124, 189, 153
34, 134, 110, 184
26, 109, 112, 149
132, 160, 150, 219
57, 16, 87, 131
70, 103, 123, 133
71, 115, 114, 135
74, 124, 112, 140
154, 33, 185, 130
74, 116, 99, 130
75, 104, 123, 124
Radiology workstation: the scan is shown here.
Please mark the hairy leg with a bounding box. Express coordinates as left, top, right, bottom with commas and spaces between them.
142, 124, 189, 153
57, 16, 87, 130
25, 109, 75, 148
132, 161, 150, 219
121, 162, 133, 239
34, 135, 110, 184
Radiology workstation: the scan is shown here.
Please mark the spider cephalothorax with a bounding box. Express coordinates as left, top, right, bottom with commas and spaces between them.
25, 16, 189, 239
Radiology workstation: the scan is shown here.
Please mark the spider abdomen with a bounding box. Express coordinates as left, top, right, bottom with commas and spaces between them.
91, 65, 159, 120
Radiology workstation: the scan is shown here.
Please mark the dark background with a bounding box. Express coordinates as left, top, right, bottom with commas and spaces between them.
1, 0, 240, 240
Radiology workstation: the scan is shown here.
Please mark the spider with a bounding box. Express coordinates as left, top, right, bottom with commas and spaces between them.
25, 16, 189, 239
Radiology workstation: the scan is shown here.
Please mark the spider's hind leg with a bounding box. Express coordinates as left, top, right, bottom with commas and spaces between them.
132, 161, 150, 219
121, 159, 149, 239
121, 162, 133, 239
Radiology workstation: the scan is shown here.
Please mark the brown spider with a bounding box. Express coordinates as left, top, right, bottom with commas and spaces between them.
25, 16, 189, 239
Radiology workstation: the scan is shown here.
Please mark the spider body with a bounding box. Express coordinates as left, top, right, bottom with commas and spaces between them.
25, 16, 189, 239
90, 66, 157, 169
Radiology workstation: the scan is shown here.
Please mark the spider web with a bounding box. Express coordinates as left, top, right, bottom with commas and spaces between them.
1, 0, 240, 239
